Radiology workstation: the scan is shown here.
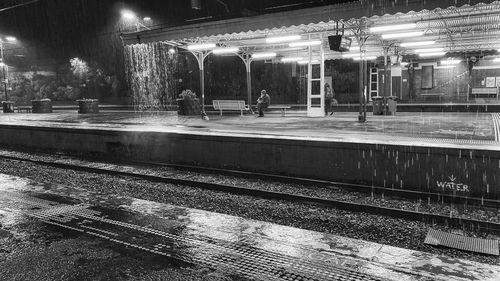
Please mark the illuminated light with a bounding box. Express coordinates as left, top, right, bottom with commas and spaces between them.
281, 57, 303, 62
143, 17, 152, 21
265, 35, 301, 43
252, 52, 277, 59
289, 40, 322, 47
436, 65, 456, 69
370, 23, 417, 33
493, 57, 500, 62
381, 31, 424, 39
5, 36, 16, 42
400, 62, 409, 66
353, 56, 377, 61
187, 43, 216, 51
168, 48, 176, 54
297, 60, 319, 64
415, 47, 444, 53
342, 53, 362, 58
441, 59, 461, 65
400, 41, 435, 47
121, 10, 137, 21
0, 62, 5, 67
212, 47, 240, 54
419, 52, 446, 57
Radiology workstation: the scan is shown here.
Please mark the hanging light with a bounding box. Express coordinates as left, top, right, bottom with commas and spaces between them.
289, 40, 322, 47
381, 31, 424, 39
121, 9, 137, 21
281, 57, 303, 62
441, 59, 461, 65
370, 23, 417, 33
187, 43, 216, 51
252, 52, 277, 59
400, 41, 435, 47
212, 47, 240, 54
419, 52, 446, 57
266, 35, 301, 44
5, 36, 16, 42
415, 48, 444, 53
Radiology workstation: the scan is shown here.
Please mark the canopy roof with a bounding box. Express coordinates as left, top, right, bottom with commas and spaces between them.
122, 0, 500, 62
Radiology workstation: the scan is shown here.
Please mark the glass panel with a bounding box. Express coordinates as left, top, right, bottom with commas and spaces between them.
312, 64, 320, 79
311, 80, 321, 96
311, 98, 321, 107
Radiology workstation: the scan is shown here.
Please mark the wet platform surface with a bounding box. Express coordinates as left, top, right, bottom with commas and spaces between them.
0, 174, 499, 281
0, 111, 498, 149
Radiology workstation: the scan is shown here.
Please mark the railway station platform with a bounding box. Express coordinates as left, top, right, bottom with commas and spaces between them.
0, 110, 499, 199
0, 173, 498, 281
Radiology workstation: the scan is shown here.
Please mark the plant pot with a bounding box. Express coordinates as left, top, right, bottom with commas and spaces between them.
2, 101, 14, 113
177, 98, 201, 115
77, 99, 99, 114
31, 99, 52, 113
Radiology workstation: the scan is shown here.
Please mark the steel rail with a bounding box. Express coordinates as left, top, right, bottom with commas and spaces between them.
1, 153, 499, 234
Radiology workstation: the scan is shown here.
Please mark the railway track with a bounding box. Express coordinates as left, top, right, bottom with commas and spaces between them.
0, 149, 499, 234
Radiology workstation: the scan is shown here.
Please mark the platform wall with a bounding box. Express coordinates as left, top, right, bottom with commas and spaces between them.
0, 124, 499, 199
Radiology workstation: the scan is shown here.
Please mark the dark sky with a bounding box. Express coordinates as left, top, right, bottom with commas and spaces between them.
0, 0, 357, 71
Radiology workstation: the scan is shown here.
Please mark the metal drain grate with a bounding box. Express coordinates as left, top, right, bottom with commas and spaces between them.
1, 192, 387, 281
424, 229, 499, 256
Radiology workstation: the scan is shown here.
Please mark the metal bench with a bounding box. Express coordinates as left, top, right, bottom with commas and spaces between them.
212, 100, 249, 116
420, 92, 445, 102
268, 105, 292, 116
17, 106, 31, 113
470, 87, 498, 100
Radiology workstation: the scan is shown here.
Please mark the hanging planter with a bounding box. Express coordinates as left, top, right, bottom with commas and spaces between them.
31, 99, 53, 113
177, 90, 200, 116
77, 99, 99, 114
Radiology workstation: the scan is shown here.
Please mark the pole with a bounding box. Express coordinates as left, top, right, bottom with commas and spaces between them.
198, 52, 206, 116
245, 58, 251, 109
0, 41, 6, 101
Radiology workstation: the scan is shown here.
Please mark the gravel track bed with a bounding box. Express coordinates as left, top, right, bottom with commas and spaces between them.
0, 157, 498, 266
5, 150, 500, 224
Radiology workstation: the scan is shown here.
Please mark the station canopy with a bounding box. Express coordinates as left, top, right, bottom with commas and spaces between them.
122, 0, 500, 63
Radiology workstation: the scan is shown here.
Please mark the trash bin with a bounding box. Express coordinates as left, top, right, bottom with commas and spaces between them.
386, 96, 398, 115
372, 96, 384, 115
2, 101, 14, 113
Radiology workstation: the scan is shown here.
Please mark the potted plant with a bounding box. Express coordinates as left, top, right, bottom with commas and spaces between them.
77, 97, 99, 114
31, 98, 53, 113
177, 89, 200, 115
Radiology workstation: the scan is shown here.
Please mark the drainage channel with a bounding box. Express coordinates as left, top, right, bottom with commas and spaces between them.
0, 191, 386, 281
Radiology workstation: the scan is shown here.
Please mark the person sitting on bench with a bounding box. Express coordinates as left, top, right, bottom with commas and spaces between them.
256, 89, 271, 117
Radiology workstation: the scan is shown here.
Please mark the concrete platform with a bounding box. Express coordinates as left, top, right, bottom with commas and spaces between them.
0, 173, 498, 281
0, 111, 499, 198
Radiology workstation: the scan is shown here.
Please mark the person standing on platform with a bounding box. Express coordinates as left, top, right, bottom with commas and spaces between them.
256, 89, 270, 117
324, 83, 335, 116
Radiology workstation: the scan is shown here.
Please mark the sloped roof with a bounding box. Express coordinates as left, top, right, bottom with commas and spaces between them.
122, 0, 500, 61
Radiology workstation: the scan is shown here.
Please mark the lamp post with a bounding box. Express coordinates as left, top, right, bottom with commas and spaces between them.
121, 9, 151, 31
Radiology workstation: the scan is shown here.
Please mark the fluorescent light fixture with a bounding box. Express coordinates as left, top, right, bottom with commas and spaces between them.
353, 56, 377, 61
187, 43, 216, 51
419, 52, 446, 57
289, 40, 322, 47
143, 17, 152, 21
436, 65, 456, 69
281, 57, 303, 62
212, 47, 240, 54
400, 62, 409, 66
400, 41, 435, 47
441, 59, 461, 65
121, 9, 137, 21
252, 52, 277, 59
415, 48, 444, 53
297, 60, 319, 64
370, 23, 417, 33
265, 35, 301, 43
5, 36, 16, 42
493, 57, 500, 62
381, 31, 424, 40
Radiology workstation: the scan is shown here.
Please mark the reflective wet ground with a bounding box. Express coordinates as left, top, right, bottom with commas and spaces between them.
0, 111, 497, 148
0, 174, 499, 281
